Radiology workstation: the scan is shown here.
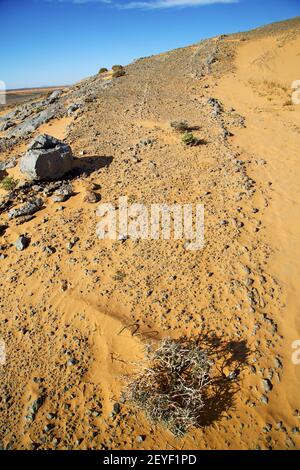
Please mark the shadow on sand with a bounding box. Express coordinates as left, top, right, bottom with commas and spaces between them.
67, 155, 113, 179
193, 331, 251, 428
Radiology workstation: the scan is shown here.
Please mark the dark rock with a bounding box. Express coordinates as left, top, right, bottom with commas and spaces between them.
15, 235, 30, 251
20, 134, 73, 181
113, 402, 121, 414
0, 225, 8, 236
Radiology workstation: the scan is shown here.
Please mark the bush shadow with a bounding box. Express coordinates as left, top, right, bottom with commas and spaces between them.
193, 331, 251, 428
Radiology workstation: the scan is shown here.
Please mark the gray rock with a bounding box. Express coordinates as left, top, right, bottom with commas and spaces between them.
51, 194, 68, 203
262, 378, 273, 393
260, 395, 269, 404
54, 182, 73, 197
52, 183, 73, 202
274, 357, 283, 369
47, 90, 62, 104
66, 358, 78, 366
6, 106, 58, 139
292, 427, 300, 434
0, 120, 14, 131
20, 134, 73, 181
28, 134, 62, 150
0, 157, 17, 171
8, 198, 43, 219
15, 235, 30, 251
27, 395, 45, 421
67, 103, 82, 116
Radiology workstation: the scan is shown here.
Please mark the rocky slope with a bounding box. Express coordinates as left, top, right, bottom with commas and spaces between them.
0, 17, 300, 450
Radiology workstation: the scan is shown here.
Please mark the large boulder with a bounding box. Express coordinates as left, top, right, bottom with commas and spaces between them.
20, 134, 73, 181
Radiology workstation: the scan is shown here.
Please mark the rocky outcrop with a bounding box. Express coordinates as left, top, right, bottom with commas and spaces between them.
6, 106, 58, 139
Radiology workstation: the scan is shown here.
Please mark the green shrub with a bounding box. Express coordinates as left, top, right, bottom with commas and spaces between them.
112, 65, 123, 71
0, 176, 19, 191
182, 132, 198, 146
99, 67, 108, 74
112, 68, 126, 79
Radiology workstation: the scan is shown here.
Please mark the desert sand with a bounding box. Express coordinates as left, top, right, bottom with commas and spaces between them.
0, 17, 300, 450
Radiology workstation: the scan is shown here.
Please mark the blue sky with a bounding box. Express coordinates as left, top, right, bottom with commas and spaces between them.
0, 0, 299, 89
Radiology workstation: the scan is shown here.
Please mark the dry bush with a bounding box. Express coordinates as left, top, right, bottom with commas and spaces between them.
125, 338, 212, 436
170, 120, 189, 133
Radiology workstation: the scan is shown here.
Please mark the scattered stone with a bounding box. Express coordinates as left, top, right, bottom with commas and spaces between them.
54, 182, 73, 197
274, 357, 283, 369
42, 245, 56, 255
285, 437, 295, 448
15, 235, 30, 251
262, 378, 273, 393
0, 157, 17, 171
67, 103, 82, 116
66, 358, 78, 366
113, 402, 121, 414
51, 194, 68, 203
260, 395, 269, 404
84, 190, 99, 203
292, 427, 300, 434
15, 215, 35, 225
26, 395, 45, 421
8, 198, 43, 219
137, 435, 146, 443
44, 423, 55, 433
262, 423, 272, 433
